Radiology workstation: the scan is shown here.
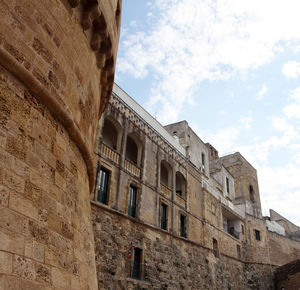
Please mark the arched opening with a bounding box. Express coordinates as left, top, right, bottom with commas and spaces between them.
249, 185, 255, 202
160, 161, 172, 188
213, 238, 219, 257
102, 117, 122, 151
125, 134, 142, 166
176, 172, 186, 197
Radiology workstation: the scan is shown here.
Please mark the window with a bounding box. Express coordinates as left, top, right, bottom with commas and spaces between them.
241, 225, 244, 235
160, 203, 167, 230
180, 214, 187, 238
249, 185, 255, 202
176, 172, 186, 197
226, 177, 230, 194
101, 117, 122, 151
160, 161, 172, 188
125, 135, 139, 165
97, 168, 109, 204
213, 238, 219, 257
128, 185, 137, 218
254, 229, 261, 241
132, 248, 142, 279
201, 153, 205, 168
237, 245, 241, 259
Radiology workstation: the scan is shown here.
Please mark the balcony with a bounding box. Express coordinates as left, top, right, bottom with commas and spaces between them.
160, 183, 172, 196
101, 143, 120, 164
124, 159, 141, 178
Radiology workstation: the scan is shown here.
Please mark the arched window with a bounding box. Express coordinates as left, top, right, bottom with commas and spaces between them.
249, 185, 255, 202
160, 161, 172, 188
213, 238, 219, 257
102, 117, 122, 151
176, 172, 186, 197
125, 134, 142, 166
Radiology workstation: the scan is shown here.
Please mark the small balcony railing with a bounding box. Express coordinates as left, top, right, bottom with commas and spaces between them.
101, 143, 120, 164
124, 159, 140, 178
160, 183, 172, 196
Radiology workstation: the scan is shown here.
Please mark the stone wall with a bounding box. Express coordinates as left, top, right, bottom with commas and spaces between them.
267, 231, 300, 266
274, 260, 300, 290
92, 204, 276, 290
0, 0, 121, 289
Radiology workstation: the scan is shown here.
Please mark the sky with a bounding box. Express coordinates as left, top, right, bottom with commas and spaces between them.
115, 0, 300, 226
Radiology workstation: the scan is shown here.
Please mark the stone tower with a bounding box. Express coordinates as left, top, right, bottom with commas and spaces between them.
0, 0, 121, 289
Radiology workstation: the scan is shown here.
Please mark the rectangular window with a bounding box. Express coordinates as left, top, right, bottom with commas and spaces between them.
237, 245, 241, 259
226, 177, 230, 194
132, 248, 142, 279
241, 225, 244, 235
97, 168, 109, 204
255, 229, 261, 241
201, 153, 205, 167
180, 215, 187, 238
160, 203, 167, 230
128, 185, 137, 218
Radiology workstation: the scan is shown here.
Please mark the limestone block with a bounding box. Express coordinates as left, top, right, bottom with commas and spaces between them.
0, 228, 24, 255
0, 185, 9, 206
0, 274, 20, 290
51, 267, 70, 289
0, 251, 12, 274
13, 255, 36, 280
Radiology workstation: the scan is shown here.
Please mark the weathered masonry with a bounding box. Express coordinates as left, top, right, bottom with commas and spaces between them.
0, 0, 121, 289
92, 84, 300, 289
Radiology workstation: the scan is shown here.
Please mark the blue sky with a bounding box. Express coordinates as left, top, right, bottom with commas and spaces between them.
115, 0, 300, 226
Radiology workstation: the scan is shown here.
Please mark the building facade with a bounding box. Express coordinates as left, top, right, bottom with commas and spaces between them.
92, 84, 300, 289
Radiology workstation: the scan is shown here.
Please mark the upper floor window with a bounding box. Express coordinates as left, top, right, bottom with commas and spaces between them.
160, 160, 172, 189
98, 168, 109, 204
226, 177, 230, 194
128, 185, 137, 218
254, 229, 261, 241
102, 117, 122, 151
249, 185, 255, 202
175, 172, 186, 197
180, 214, 187, 238
160, 203, 168, 230
125, 134, 142, 166
237, 245, 241, 259
201, 153, 205, 169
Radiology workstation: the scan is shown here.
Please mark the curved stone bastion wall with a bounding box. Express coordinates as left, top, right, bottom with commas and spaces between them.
0, 0, 121, 289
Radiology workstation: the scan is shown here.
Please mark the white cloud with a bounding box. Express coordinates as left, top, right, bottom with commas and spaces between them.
117, 0, 300, 123
256, 84, 268, 100
282, 61, 300, 79
284, 86, 300, 118
239, 116, 253, 129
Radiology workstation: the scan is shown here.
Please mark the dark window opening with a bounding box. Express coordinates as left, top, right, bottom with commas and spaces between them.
226, 177, 230, 194
132, 248, 142, 279
160, 203, 167, 230
97, 168, 109, 204
125, 135, 138, 165
102, 119, 118, 150
201, 152, 205, 167
255, 229, 261, 241
180, 215, 187, 238
237, 245, 241, 259
213, 238, 219, 257
241, 225, 244, 235
160, 161, 171, 188
128, 185, 137, 218
176, 172, 186, 197
249, 185, 255, 202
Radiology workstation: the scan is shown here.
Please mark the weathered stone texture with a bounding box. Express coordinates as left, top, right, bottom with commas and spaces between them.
0, 68, 97, 289
92, 205, 275, 289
